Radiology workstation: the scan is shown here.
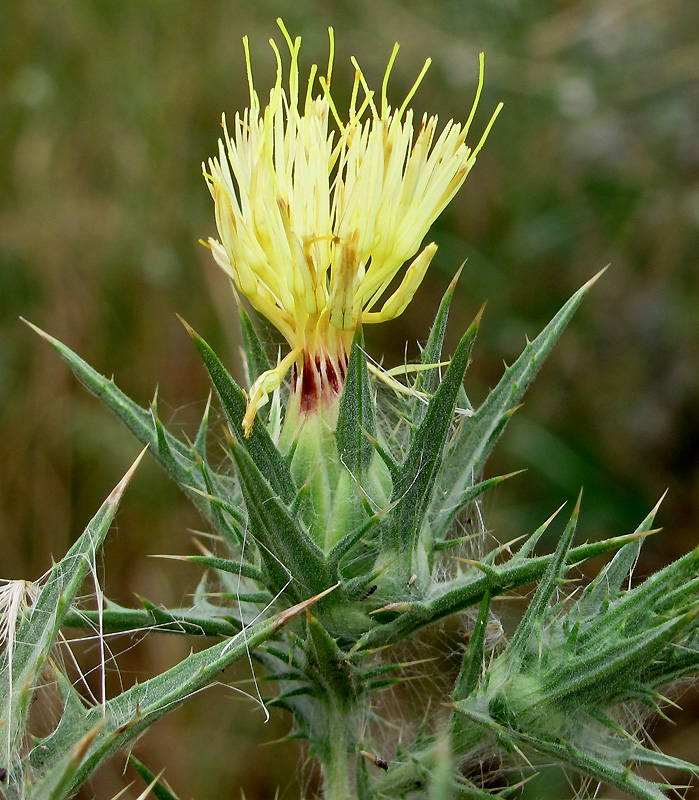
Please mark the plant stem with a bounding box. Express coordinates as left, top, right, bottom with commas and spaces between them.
322, 704, 353, 800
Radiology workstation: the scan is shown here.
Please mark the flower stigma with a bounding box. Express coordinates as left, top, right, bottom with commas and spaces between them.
204, 19, 502, 437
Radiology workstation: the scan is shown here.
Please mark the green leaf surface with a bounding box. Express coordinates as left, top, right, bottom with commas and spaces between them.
413, 268, 463, 406
335, 329, 376, 476
184, 320, 296, 504
327, 506, 391, 575
192, 393, 211, 454
1, 453, 142, 788
354, 528, 643, 651
641, 635, 699, 688
28, 723, 104, 800
387, 313, 481, 556
179, 554, 264, 583
229, 437, 329, 602
627, 745, 699, 774
63, 603, 241, 637
546, 610, 696, 707
432, 273, 603, 529
32, 593, 328, 793
136, 595, 243, 636
191, 450, 247, 548
25, 321, 230, 528
453, 706, 671, 800
237, 303, 273, 388
578, 499, 662, 620
578, 545, 699, 648
454, 588, 492, 702
129, 755, 182, 800
431, 472, 520, 545
506, 493, 580, 662
304, 614, 355, 703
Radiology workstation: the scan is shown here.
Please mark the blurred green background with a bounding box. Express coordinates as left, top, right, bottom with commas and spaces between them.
2, 0, 699, 797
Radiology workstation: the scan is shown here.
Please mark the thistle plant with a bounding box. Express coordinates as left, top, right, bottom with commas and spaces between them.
3, 19, 699, 800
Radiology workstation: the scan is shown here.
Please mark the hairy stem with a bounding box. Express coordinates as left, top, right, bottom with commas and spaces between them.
321, 704, 354, 800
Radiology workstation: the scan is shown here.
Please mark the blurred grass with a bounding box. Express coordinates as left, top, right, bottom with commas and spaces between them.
2, 0, 699, 797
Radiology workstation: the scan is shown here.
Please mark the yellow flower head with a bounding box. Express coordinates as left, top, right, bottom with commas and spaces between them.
205, 20, 501, 436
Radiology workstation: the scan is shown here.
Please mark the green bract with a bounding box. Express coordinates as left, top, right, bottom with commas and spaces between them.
5, 269, 697, 800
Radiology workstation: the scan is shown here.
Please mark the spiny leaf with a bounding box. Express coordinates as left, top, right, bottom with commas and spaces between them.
578, 497, 664, 619
506, 492, 581, 661
327, 503, 395, 574
641, 630, 699, 687
336, 329, 376, 475
192, 392, 212, 455
579, 544, 699, 648
433, 272, 604, 529
627, 745, 699, 775
175, 554, 264, 584
182, 318, 296, 504
655, 575, 699, 614
545, 609, 697, 707
366, 430, 400, 483
304, 614, 355, 703
51, 666, 90, 728
24, 321, 225, 524
433, 535, 479, 552
1, 453, 143, 780
237, 302, 273, 389
454, 588, 492, 702
219, 591, 271, 603
357, 657, 435, 683
33, 590, 335, 792
28, 723, 104, 800
129, 756, 182, 800
430, 471, 523, 545
354, 523, 641, 652
387, 311, 481, 555
191, 453, 246, 548
413, 267, 465, 404
63, 602, 242, 637
452, 706, 672, 800
229, 437, 329, 602
514, 506, 567, 564
136, 595, 242, 637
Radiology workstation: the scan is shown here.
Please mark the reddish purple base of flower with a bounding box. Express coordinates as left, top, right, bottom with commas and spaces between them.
293, 349, 348, 413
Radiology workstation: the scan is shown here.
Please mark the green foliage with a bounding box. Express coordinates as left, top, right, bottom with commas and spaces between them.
429, 270, 604, 545
385, 310, 481, 586
183, 318, 296, 503
452, 503, 699, 800
7, 276, 699, 799
0, 449, 325, 798
335, 330, 376, 477
129, 757, 181, 800
236, 302, 274, 390
0, 453, 142, 797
